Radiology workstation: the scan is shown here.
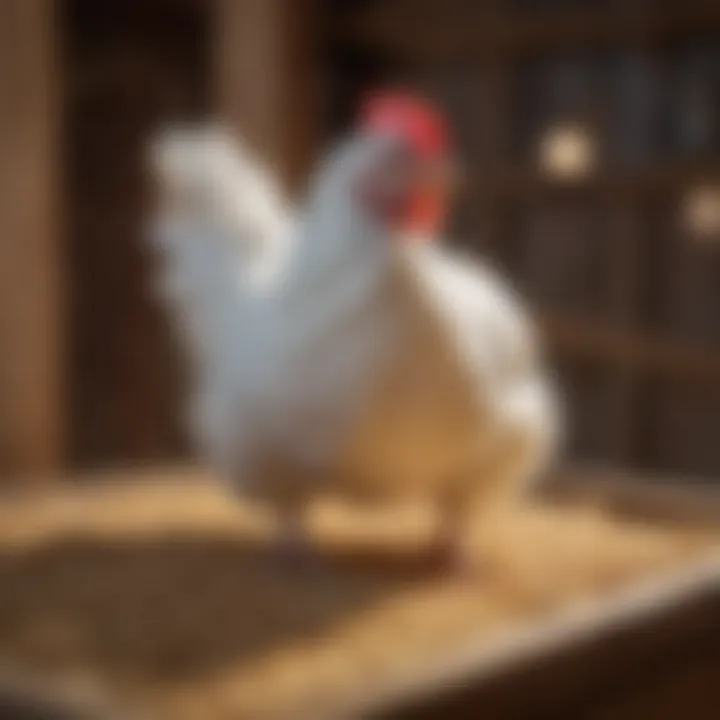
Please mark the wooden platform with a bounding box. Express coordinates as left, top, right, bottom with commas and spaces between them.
0, 467, 717, 719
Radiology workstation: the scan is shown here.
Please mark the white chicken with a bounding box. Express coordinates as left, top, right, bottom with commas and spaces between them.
147, 92, 561, 570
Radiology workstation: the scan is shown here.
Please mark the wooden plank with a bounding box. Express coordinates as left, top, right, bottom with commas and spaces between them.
335, 3, 720, 60
213, 0, 320, 192
544, 313, 720, 382
544, 464, 720, 523
366, 556, 720, 719
469, 160, 720, 199
0, 0, 62, 478
605, 203, 641, 464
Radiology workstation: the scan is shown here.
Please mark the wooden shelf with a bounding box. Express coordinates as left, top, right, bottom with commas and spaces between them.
466, 161, 720, 200
543, 313, 720, 382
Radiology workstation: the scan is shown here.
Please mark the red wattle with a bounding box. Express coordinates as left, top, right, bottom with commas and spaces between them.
402, 191, 445, 239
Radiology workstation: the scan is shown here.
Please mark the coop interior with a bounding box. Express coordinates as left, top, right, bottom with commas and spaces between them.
1, 1, 719, 718
65, 0, 210, 467
62, 0, 720, 479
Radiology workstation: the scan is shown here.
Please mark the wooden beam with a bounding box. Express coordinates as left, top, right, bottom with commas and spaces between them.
0, 0, 63, 477
544, 313, 720, 383
546, 464, 720, 523
213, 0, 320, 192
334, 3, 720, 60
467, 160, 720, 200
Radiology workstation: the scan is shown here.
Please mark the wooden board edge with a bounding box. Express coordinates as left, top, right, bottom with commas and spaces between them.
335, 552, 720, 719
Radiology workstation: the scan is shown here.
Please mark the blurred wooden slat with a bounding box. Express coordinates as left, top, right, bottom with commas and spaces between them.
214, 0, 320, 191
545, 313, 720, 382
606, 203, 642, 463
546, 464, 720, 522
467, 160, 720, 199
0, 0, 62, 477
334, 3, 720, 59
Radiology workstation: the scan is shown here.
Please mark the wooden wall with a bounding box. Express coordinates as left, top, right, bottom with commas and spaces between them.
0, 0, 62, 478
65, 0, 209, 466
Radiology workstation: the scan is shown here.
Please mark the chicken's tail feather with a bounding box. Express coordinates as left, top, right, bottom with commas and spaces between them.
145, 123, 289, 367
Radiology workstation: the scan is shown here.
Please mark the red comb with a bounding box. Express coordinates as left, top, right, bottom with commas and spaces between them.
358, 90, 449, 158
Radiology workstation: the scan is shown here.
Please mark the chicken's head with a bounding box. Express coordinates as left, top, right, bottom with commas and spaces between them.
353, 90, 454, 240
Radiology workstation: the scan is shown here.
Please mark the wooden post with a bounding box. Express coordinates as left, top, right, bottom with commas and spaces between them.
0, 0, 62, 477
213, 0, 320, 192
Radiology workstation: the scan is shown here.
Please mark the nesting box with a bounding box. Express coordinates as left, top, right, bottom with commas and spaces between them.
0, 467, 717, 719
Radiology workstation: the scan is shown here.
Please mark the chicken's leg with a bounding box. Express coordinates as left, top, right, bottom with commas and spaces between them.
424, 489, 484, 578
273, 502, 327, 572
